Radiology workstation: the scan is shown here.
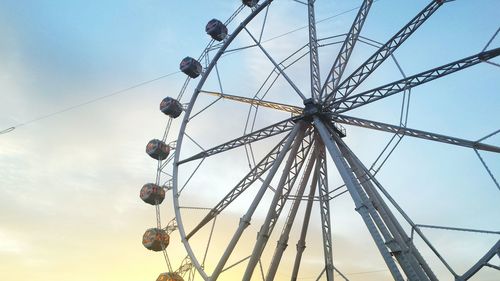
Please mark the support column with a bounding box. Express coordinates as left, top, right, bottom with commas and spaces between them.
242, 122, 309, 281
314, 117, 404, 281
210, 122, 305, 281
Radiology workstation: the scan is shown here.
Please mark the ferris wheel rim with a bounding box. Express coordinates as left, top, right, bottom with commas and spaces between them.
171, 1, 275, 279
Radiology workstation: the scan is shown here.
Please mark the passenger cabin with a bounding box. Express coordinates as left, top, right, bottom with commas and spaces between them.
160, 97, 183, 118
243, 0, 259, 7
146, 139, 170, 160
206, 19, 228, 41
140, 183, 165, 205
179, 57, 202, 78
142, 228, 170, 251
157, 272, 184, 281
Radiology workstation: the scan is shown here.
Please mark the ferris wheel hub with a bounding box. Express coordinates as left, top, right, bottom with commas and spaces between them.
302, 98, 323, 120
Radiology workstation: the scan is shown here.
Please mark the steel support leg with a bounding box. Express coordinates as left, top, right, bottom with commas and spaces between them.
266, 145, 319, 281
333, 131, 439, 281
242, 124, 310, 281
339, 144, 433, 281
314, 117, 404, 281
209, 122, 305, 281
307, 0, 322, 101
290, 157, 319, 281
317, 145, 335, 281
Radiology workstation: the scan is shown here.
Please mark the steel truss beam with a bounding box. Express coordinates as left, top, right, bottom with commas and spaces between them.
266, 143, 319, 281
209, 122, 306, 281
316, 143, 335, 281
331, 48, 500, 112
314, 117, 405, 281
331, 114, 500, 153
321, 0, 373, 100
307, 0, 322, 101
185, 133, 291, 240
325, 0, 446, 106
177, 118, 295, 165
243, 127, 314, 280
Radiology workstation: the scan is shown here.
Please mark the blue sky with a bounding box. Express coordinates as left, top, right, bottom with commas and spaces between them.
0, 1, 499, 280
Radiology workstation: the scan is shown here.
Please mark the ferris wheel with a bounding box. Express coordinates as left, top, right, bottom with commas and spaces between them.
140, 0, 500, 280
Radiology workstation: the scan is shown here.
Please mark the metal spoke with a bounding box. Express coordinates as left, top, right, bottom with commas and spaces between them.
243, 27, 307, 101
178, 158, 206, 195
331, 114, 500, 153
201, 216, 217, 267
474, 149, 500, 190
243, 127, 314, 280
482, 27, 499, 52
209, 122, 306, 281
290, 155, 319, 281
415, 224, 500, 235
307, 0, 322, 101
331, 48, 500, 112
321, 0, 374, 101
185, 132, 291, 240
324, 0, 447, 106
258, 5, 271, 43
336, 133, 457, 278
240, 40, 315, 170
177, 117, 295, 165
